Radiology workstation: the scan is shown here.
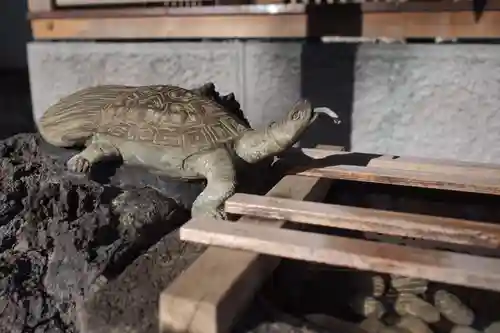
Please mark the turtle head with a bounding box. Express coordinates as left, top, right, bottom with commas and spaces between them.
267, 99, 341, 149
233, 99, 340, 164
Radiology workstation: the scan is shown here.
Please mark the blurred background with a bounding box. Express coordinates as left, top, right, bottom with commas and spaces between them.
2, 0, 500, 161
2, 3, 500, 333
0, 0, 33, 139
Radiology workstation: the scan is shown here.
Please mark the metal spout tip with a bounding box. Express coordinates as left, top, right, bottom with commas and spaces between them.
313, 107, 341, 124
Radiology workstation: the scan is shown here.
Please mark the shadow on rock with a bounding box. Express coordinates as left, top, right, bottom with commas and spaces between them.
0, 133, 280, 333
0, 133, 195, 332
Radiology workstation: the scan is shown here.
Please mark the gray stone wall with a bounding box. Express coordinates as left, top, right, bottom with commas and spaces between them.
27, 41, 500, 162
352, 45, 500, 162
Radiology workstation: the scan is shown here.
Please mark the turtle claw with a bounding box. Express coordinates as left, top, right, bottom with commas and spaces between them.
192, 207, 228, 220
67, 155, 91, 173
214, 209, 228, 220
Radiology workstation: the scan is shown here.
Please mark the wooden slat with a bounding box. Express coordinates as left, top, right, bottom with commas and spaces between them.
30, 11, 500, 39
225, 193, 500, 248
360, 0, 500, 12
314, 144, 345, 151
293, 148, 500, 178
287, 148, 350, 159
159, 175, 331, 333
296, 164, 500, 195
301, 148, 500, 170
254, 0, 283, 4
31, 14, 306, 39
180, 217, 500, 292
368, 155, 500, 179
29, 1, 500, 18
28, 4, 306, 19
361, 11, 500, 38
28, 0, 53, 12
54, 0, 247, 6
55, 0, 180, 6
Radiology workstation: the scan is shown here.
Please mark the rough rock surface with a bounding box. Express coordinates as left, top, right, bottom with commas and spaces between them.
3, 132, 500, 333
0, 132, 296, 333
78, 231, 205, 333
0, 133, 201, 333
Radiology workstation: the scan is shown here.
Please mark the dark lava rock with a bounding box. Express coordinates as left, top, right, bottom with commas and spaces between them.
78, 230, 205, 333
0, 132, 281, 333
0, 133, 196, 332
78, 231, 329, 333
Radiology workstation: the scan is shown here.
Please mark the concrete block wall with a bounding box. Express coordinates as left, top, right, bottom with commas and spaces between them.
28, 41, 500, 162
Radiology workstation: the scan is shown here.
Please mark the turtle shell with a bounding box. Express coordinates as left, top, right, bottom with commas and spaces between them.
97, 85, 251, 153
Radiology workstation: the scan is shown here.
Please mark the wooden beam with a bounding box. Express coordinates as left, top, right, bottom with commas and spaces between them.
55, 0, 249, 8
159, 175, 331, 333
28, 0, 53, 12
30, 10, 500, 39
225, 193, 500, 248
296, 164, 500, 195
361, 11, 500, 38
360, 0, 500, 13
287, 148, 500, 178
368, 155, 500, 179
27, 4, 306, 19
31, 14, 306, 39
55, 0, 177, 6
254, 0, 282, 4
314, 144, 345, 151
28, 1, 500, 19
180, 217, 500, 292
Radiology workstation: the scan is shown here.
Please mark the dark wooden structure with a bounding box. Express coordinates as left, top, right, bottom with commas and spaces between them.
28, 0, 500, 39
162, 146, 500, 333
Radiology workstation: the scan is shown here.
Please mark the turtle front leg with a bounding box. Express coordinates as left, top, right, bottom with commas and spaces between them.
67, 135, 121, 173
184, 148, 236, 220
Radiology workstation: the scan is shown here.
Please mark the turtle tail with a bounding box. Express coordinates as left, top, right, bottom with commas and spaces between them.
37, 86, 125, 147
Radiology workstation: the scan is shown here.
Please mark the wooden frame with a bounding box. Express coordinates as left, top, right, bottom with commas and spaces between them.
159, 174, 333, 333
31, 15, 307, 39
28, 2, 500, 39
296, 147, 500, 176
29, 12, 500, 39
55, 0, 183, 5
296, 164, 500, 194
167, 147, 500, 333
28, 0, 54, 12
290, 148, 500, 194
181, 218, 500, 291
54, 0, 249, 6
224, 193, 500, 248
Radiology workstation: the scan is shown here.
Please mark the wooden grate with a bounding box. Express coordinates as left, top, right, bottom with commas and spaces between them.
161, 145, 500, 333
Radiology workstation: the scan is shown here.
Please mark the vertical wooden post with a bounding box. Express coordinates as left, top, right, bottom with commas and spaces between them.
159, 175, 332, 333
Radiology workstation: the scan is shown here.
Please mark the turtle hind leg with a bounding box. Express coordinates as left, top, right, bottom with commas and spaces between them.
184, 148, 236, 220
67, 135, 121, 173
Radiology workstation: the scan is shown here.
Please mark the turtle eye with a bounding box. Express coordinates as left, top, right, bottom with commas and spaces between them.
291, 109, 304, 120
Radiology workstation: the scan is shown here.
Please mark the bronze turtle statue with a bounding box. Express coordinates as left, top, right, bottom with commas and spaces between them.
37, 83, 341, 219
